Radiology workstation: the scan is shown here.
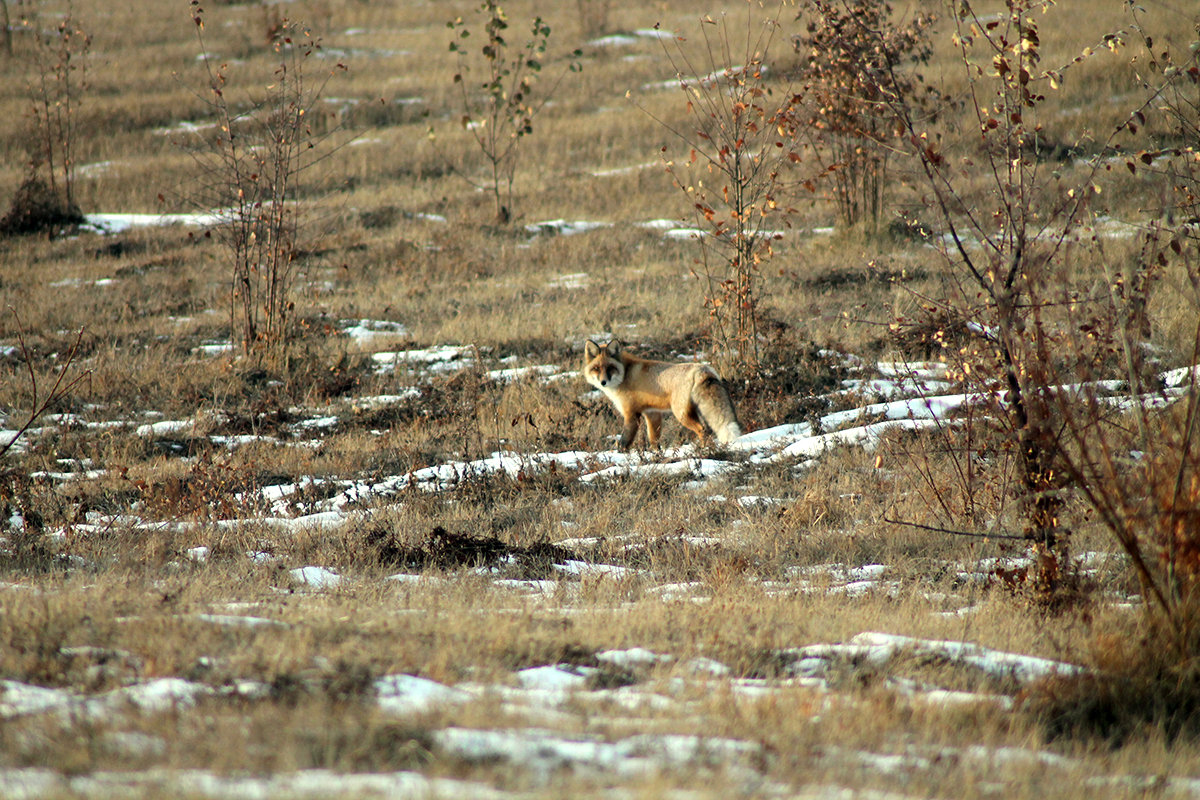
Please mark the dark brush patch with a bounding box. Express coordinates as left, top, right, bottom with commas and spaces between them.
364, 524, 575, 579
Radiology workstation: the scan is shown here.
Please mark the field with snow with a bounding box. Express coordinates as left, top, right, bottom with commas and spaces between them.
3, 0, 1200, 798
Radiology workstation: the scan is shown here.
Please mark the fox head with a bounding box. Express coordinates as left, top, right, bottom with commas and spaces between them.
583, 339, 625, 389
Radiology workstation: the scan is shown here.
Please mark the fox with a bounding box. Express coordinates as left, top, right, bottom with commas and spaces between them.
582, 339, 744, 449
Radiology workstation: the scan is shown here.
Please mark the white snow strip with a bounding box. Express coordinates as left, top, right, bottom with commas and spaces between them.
83, 213, 222, 234
877, 361, 950, 381
134, 419, 194, 438
434, 727, 759, 778
596, 648, 673, 669
771, 418, 944, 461
190, 614, 289, 630
819, 393, 976, 430
293, 415, 339, 430
1162, 364, 1200, 388
154, 120, 217, 136
525, 219, 613, 236
0, 768, 509, 800
634, 27, 680, 40
371, 345, 475, 375
554, 560, 637, 579
579, 458, 736, 484
591, 161, 658, 177
588, 34, 639, 47
289, 566, 343, 590
348, 390, 422, 410
374, 674, 471, 714
494, 579, 558, 595
486, 364, 561, 383
794, 632, 1082, 684
339, 318, 410, 343
516, 665, 591, 691
547, 272, 590, 289
191, 342, 233, 356
1, 678, 217, 721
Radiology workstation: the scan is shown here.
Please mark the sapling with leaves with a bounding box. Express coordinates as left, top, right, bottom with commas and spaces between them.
792, 0, 934, 233
1044, 8, 1200, 654
447, 1, 582, 225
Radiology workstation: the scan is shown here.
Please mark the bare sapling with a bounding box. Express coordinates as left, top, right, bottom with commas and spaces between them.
186, 1, 345, 361
446, 1, 582, 225
1, 0, 12, 59
642, 3, 808, 377
575, 0, 612, 40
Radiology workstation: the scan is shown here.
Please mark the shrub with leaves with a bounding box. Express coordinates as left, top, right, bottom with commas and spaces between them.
792, 0, 934, 233
875, 0, 1139, 603
1050, 7, 1200, 654
645, 5, 808, 377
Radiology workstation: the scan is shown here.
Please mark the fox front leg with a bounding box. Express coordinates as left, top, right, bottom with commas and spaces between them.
643, 411, 663, 447
619, 412, 640, 450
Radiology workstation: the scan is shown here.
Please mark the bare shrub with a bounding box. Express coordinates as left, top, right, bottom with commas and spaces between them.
1, 311, 89, 460
575, 0, 612, 40
0, 174, 82, 236
1, 8, 89, 236
186, 1, 345, 360
1, 0, 11, 58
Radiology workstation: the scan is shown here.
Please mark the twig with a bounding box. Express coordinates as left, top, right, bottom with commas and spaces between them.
1, 308, 90, 459
883, 515, 1029, 542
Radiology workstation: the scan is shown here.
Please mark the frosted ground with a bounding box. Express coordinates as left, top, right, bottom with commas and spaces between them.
4, 225, 1197, 795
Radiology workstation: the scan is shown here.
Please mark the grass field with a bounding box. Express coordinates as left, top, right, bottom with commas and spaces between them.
3, 0, 1200, 797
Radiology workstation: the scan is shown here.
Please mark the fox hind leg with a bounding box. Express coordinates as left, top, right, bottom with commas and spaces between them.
671, 397, 708, 442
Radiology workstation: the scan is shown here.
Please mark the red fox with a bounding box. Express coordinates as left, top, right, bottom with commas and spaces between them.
582, 339, 744, 449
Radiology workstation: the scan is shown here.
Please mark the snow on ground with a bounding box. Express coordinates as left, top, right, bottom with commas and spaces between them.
371, 345, 475, 375
82, 213, 223, 234
788, 632, 1083, 684
0, 629, 1161, 799
338, 318, 410, 344
0, 768, 511, 800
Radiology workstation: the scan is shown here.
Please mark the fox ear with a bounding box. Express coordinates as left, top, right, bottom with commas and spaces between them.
584, 340, 600, 359
607, 339, 623, 356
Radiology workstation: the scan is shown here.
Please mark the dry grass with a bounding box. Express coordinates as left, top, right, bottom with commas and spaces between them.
2, 0, 1200, 796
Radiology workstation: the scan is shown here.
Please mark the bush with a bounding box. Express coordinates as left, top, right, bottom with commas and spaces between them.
1030, 627, 1200, 745
0, 173, 83, 236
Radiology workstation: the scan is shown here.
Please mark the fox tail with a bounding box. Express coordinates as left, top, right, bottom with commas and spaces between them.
693, 371, 743, 443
